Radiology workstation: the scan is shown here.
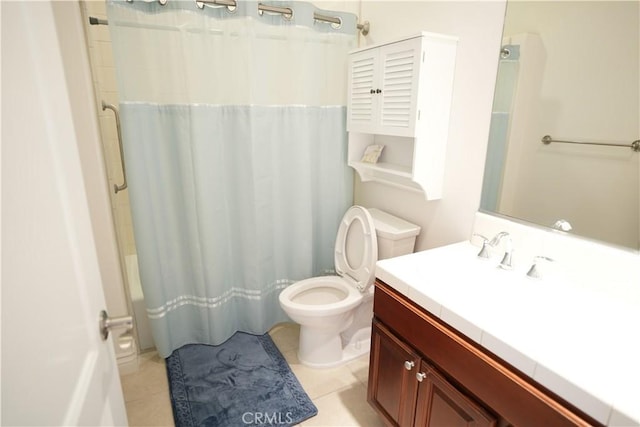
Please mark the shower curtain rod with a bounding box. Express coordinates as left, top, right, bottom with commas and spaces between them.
89, 1, 370, 35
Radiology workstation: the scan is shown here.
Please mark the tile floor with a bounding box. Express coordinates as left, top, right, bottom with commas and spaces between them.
119, 322, 386, 426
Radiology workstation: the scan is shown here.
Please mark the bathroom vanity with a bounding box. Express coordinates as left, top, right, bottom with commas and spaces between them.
369, 280, 595, 426
367, 240, 640, 427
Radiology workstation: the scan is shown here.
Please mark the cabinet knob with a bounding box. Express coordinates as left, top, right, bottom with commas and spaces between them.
370, 89, 375, 94
376, 88, 382, 94
416, 372, 426, 382
404, 361, 415, 371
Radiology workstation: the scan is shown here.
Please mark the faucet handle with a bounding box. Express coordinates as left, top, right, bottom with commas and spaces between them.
498, 250, 513, 270
526, 256, 554, 279
472, 234, 490, 258
487, 232, 513, 270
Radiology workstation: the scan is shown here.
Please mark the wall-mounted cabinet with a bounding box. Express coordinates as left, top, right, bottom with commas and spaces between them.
347, 32, 457, 200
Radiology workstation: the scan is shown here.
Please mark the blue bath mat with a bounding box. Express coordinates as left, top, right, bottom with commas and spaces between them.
165, 332, 317, 427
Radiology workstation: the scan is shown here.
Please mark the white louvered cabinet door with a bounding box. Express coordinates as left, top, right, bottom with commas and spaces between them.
347, 49, 379, 133
346, 37, 423, 137
378, 37, 422, 137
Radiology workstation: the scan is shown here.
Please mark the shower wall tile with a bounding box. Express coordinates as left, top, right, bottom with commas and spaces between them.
94, 25, 112, 43
101, 67, 119, 92
80, 0, 137, 261
96, 66, 110, 89
85, 0, 107, 17
90, 45, 103, 66
102, 93, 121, 111
99, 41, 115, 66
100, 114, 116, 136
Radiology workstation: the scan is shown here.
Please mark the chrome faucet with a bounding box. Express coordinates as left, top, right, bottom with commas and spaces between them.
488, 232, 513, 270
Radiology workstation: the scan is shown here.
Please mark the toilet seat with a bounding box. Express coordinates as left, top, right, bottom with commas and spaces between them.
278, 275, 362, 318
334, 206, 378, 293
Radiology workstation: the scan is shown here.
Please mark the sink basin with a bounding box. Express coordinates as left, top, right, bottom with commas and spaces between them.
375, 240, 640, 426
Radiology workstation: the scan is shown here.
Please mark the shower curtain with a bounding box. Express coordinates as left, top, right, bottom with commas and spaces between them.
106, 0, 356, 357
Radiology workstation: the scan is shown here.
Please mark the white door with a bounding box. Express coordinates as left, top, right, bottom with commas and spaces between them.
1, 2, 128, 425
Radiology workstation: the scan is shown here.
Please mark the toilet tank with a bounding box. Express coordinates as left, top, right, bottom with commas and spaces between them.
368, 208, 421, 260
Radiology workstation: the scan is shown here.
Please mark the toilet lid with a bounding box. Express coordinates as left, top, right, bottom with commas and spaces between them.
335, 206, 378, 293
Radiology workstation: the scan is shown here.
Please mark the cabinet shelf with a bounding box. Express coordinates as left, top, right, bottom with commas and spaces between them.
349, 161, 413, 178
349, 160, 423, 193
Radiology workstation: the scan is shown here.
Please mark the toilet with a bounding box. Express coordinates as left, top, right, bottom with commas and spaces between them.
279, 206, 420, 368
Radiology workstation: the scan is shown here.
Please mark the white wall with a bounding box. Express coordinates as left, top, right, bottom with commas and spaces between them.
81, 1, 138, 258
354, 1, 507, 251
499, 1, 639, 249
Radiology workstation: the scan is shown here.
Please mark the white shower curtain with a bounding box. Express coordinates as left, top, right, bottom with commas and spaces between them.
107, 0, 356, 357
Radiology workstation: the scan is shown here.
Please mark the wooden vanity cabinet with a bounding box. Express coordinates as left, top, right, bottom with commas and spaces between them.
369, 321, 496, 427
368, 280, 601, 427
368, 321, 421, 426
413, 359, 496, 427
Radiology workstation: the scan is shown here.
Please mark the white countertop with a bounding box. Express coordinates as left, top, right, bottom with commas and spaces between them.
376, 241, 640, 426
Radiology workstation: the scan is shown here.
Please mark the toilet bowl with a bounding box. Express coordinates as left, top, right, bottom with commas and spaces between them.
279, 206, 421, 368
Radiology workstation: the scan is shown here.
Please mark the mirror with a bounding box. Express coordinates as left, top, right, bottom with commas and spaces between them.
480, 1, 639, 250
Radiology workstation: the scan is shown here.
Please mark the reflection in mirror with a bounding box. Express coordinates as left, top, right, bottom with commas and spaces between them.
481, 1, 639, 250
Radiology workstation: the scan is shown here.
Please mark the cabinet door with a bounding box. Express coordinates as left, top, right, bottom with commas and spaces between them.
414, 361, 497, 427
369, 321, 421, 427
347, 48, 379, 133
378, 37, 422, 137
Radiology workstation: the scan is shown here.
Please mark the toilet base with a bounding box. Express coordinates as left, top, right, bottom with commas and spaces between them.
297, 325, 372, 369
